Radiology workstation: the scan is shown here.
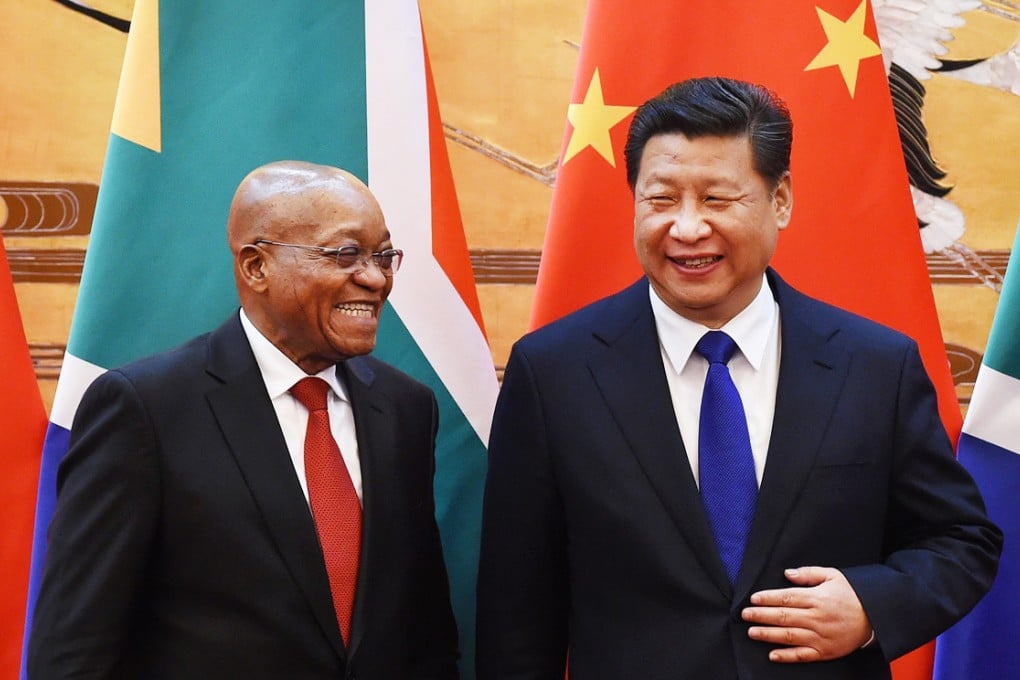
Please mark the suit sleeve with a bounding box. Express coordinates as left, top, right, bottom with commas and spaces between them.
841, 340, 1003, 660
476, 344, 569, 680
408, 390, 462, 680
27, 370, 161, 679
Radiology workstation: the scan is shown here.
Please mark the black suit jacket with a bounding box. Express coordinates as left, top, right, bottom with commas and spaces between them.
476, 270, 1001, 680
28, 313, 459, 679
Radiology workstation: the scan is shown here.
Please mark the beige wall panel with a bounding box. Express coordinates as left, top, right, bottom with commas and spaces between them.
36, 382, 58, 415
0, 0, 125, 181
919, 8, 1018, 409
423, 0, 584, 377
935, 285, 1002, 350
476, 283, 535, 371
423, 0, 584, 159
10, 284, 77, 343
12, 283, 78, 412
3, 1, 127, 414
447, 142, 553, 249
924, 77, 1020, 248
3, 236, 90, 251
946, 9, 1018, 57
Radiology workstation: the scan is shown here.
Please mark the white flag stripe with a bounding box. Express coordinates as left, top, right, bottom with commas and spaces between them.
364, 0, 431, 259
49, 353, 107, 430
389, 259, 499, 444
963, 363, 1020, 455
365, 0, 498, 445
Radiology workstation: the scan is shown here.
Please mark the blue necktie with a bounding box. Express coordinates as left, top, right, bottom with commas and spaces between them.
695, 331, 757, 585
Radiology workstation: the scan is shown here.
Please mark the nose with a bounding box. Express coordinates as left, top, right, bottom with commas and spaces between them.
668, 205, 710, 243
352, 258, 389, 289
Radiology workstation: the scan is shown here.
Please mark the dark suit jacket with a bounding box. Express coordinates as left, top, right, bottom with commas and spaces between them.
28, 313, 459, 679
476, 270, 1001, 680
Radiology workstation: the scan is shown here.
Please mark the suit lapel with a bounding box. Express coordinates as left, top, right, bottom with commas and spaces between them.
203, 315, 347, 662
734, 272, 849, 599
588, 281, 732, 596
336, 357, 391, 665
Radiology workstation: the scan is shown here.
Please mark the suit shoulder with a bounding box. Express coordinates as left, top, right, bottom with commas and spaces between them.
88, 331, 213, 397
353, 355, 435, 399
806, 295, 913, 344
777, 278, 917, 355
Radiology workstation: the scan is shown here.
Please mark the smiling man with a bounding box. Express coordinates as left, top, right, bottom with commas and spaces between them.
476, 78, 1001, 680
27, 161, 459, 679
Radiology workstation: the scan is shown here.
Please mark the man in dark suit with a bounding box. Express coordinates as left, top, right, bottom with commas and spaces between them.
27, 161, 459, 679
476, 78, 1001, 679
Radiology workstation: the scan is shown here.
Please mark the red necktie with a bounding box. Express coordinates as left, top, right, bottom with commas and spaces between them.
290, 377, 361, 643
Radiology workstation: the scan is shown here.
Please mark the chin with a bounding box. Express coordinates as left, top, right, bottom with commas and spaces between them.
335, 339, 378, 360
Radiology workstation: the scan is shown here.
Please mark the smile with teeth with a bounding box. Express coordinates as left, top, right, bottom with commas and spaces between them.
675, 255, 721, 268
336, 303, 375, 318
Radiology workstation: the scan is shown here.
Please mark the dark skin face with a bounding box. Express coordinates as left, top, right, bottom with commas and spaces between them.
229, 161, 393, 374
633, 133, 792, 328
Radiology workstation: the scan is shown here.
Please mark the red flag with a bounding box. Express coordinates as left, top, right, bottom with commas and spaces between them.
534, 1, 959, 677
0, 237, 47, 678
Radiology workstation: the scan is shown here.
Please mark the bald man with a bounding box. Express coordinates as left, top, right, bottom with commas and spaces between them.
27, 161, 460, 679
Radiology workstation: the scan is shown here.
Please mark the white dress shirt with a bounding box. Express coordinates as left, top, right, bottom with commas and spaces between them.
239, 309, 363, 503
649, 276, 782, 487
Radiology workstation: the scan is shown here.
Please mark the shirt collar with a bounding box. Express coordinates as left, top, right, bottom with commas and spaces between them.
649, 274, 777, 374
238, 309, 349, 402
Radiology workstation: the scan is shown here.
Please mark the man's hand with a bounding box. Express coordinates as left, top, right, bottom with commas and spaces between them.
742, 566, 873, 663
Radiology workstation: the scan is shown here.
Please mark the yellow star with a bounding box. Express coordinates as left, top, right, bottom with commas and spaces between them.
804, 0, 882, 98
563, 68, 636, 167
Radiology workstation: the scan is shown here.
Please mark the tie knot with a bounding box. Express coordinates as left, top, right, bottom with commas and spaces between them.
290, 377, 330, 412
695, 331, 738, 365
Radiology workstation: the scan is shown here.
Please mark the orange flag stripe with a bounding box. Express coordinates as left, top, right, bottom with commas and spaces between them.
0, 240, 47, 678
422, 34, 488, 336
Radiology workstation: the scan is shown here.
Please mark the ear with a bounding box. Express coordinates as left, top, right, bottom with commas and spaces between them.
772, 172, 793, 230
237, 244, 269, 293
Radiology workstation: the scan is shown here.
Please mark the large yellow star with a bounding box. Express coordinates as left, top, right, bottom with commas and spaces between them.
804, 0, 882, 98
563, 68, 636, 167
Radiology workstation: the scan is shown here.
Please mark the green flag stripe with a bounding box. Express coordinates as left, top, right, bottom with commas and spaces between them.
374, 306, 487, 673
982, 226, 1020, 380
70, 1, 368, 369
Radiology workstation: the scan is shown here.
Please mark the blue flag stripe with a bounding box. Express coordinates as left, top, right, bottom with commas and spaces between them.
934, 223, 1020, 678
20, 424, 70, 676
934, 433, 1020, 679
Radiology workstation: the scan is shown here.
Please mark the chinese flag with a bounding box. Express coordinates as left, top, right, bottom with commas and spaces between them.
0, 238, 46, 678
533, 1, 959, 678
